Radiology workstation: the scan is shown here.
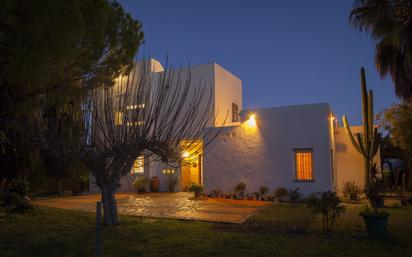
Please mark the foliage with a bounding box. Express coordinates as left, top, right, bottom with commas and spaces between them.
288, 187, 303, 202
0, 192, 33, 213
350, 0, 412, 101
167, 175, 179, 193
359, 205, 390, 217
274, 187, 288, 202
188, 183, 204, 197
133, 176, 149, 193
342, 67, 380, 186
342, 181, 362, 201
253, 192, 261, 200
0, 0, 144, 202
364, 176, 386, 213
306, 191, 345, 231
235, 182, 247, 198
210, 188, 222, 198
8, 177, 30, 197
377, 102, 412, 171
259, 185, 269, 196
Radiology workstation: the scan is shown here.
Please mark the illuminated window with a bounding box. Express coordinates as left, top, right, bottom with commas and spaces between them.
131, 156, 144, 174
232, 103, 239, 122
114, 112, 123, 125
294, 149, 314, 181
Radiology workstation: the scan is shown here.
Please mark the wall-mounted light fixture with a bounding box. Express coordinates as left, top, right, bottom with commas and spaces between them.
247, 114, 257, 127
182, 151, 190, 158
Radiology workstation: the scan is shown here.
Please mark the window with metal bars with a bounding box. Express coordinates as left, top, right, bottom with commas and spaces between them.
294, 149, 314, 181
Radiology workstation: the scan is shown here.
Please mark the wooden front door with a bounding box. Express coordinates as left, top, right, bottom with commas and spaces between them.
181, 154, 202, 191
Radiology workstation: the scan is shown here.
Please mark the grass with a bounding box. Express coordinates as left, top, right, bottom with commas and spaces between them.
1, 203, 412, 257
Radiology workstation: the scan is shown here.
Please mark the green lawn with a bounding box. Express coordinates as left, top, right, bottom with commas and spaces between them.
1, 203, 412, 257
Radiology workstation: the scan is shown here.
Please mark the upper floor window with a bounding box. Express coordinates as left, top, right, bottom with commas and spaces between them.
294, 149, 314, 181
232, 103, 239, 122
114, 112, 123, 125
131, 156, 144, 174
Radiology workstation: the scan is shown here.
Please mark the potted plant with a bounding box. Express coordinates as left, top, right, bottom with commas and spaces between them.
259, 185, 269, 201
188, 183, 204, 198
235, 182, 247, 200
133, 176, 149, 194
359, 176, 390, 238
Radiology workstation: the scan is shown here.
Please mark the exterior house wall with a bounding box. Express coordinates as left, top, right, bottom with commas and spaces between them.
214, 64, 242, 127
335, 126, 381, 194
202, 103, 334, 196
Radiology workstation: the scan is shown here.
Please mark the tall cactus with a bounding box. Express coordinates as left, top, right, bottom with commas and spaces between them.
342, 67, 380, 186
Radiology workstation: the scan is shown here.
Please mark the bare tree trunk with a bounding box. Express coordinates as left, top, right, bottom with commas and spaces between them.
100, 182, 120, 226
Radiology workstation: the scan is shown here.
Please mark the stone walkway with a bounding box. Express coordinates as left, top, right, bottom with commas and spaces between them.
32, 192, 269, 223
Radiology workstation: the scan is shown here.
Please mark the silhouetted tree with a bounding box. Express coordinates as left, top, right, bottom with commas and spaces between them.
0, 0, 144, 187
350, 0, 412, 101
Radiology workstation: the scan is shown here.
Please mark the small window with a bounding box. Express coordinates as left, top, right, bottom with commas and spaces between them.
114, 112, 123, 125
232, 103, 239, 122
294, 149, 313, 181
131, 156, 144, 174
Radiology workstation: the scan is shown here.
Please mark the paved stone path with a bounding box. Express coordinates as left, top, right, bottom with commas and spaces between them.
33, 192, 269, 223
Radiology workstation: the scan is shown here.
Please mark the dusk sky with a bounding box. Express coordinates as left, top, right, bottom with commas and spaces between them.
119, 0, 399, 124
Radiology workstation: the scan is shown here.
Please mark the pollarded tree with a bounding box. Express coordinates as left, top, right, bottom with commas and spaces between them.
82, 60, 222, 225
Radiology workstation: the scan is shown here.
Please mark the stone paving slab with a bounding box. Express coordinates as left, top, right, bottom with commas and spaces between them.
33, 192, 270, 223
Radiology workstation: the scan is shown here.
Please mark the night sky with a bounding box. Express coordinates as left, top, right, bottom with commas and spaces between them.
119, 0, 399, 125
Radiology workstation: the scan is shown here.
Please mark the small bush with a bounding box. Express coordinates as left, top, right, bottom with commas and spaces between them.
9, 177, 30, 197
0, 193, 33, 212
342, 181, 362, 201
210, 188, 222, 198
235, 182, 247, 198
306, 191, 345, 231
133, 176, 149, 193
259, 185, 269, 196
167, 175, 179, 192
274, 187, 288, 202
188, 183, 204, 197
288, 187, 303, 202
253, 192, 261, 200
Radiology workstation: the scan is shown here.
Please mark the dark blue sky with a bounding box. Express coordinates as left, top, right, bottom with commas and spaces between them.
119, 0, 398, 124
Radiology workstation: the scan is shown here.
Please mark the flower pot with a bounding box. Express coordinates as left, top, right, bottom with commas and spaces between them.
194, 191, 201, 198
360, 214, 390, 238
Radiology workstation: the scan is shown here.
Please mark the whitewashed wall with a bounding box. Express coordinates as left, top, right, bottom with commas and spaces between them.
203, 103, 334, 196
335, 126, 381, 194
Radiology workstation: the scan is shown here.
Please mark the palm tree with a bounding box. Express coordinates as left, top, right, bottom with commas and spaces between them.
350, 0, 412, 101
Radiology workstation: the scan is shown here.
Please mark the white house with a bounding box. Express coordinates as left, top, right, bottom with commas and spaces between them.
90, 59, 380, 196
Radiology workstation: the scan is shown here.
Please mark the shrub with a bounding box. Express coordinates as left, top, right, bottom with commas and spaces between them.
167, 175, 179, 193
342, 181, 362, 201
253, 192, 261, 200
259, 185, 269, 196
235, 182, 247, 198
0, 192, 33, 212
133, 176, 149, 193
274, 187, 288, 202
210, 188, 222, 198
9, 177, 30, 197
306, 191, 345, 231
188, 183, 204, 197
288, 187, 303, 202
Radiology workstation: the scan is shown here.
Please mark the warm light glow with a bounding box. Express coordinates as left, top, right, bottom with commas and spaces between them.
295, 150, 313, 180
329, 114, 335, 121
247, 114, 256, 127
182, 151, 190, 158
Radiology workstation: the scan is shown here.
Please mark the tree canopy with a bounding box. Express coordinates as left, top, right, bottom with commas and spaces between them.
350, 0, 412, 101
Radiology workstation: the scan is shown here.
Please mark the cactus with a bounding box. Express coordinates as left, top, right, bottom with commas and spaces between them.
342, 67, 380, 186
